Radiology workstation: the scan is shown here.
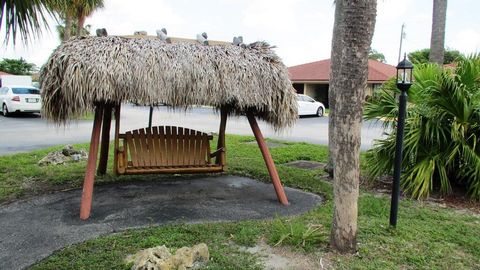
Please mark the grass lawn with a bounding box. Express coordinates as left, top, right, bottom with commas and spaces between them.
1, 135, 479, 269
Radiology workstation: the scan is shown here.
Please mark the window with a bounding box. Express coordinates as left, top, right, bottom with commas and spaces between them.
299, 95, 314, 102
0, 87, 7, 95
304, 96, 315, 102
12, 88, 40, 95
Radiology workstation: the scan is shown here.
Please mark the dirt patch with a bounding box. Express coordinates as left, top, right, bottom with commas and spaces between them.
284, 160, 326, 170
361, 175, 393, 195
425, 197, 480, 216
0, 177, 80, 205
362, 175, 480, 214
238, 240, 331, 270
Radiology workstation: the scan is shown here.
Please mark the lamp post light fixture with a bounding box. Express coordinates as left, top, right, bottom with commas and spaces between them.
389, 53, 414, 227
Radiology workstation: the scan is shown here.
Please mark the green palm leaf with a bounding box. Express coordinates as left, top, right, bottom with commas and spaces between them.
0, 0, 59, 44
364, 55, 480, 200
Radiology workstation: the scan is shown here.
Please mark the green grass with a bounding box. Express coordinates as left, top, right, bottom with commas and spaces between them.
1, 135, 479, 269
30, 223, 264, 270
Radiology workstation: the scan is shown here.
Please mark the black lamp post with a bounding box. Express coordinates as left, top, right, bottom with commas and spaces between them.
389, 53, 413, 227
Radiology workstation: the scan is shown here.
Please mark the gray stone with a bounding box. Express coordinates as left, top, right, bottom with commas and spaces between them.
70, 154, 82, 162
96, 28, 108, 37
156, 29, 171, 43
38, 146, 88, 166
37, 151, 68, 166
233, 36, 244, 46
62, 144, 86, 156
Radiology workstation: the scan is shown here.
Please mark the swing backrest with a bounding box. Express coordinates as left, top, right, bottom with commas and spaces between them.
115, 126, 224, 174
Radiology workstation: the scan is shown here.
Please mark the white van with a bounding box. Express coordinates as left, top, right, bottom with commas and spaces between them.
0, 86, 41, 116
0, 75, 32, 87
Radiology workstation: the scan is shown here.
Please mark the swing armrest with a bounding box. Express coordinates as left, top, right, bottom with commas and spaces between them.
116, 146, 127, 174
210, 147, 225, 158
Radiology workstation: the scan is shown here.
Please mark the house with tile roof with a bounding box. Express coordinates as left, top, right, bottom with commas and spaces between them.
288, 59, 396, 107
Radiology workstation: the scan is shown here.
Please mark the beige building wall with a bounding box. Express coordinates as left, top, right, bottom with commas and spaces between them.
365, 83, 374, 98
304, 84, 317, 97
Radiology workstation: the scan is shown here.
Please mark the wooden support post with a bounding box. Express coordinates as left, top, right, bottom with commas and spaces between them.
216, 108, 227, 168
80, 105, 104, 220
247, 113, 289, 205
148, 106, 154, 128
97, 104, 113, 175
113, 104, 121, 175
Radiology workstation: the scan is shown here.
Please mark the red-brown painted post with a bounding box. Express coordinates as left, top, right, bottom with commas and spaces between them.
80, 105, 104, 220
216, 107, 227, 168
97, 104, 113, 175
113, 104, 121, 175
246, 112, 289, 205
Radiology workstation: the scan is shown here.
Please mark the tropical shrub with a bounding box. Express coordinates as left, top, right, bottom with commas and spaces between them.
364, 56, 480, 199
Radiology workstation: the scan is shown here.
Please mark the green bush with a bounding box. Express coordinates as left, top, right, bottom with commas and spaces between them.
364, 56, 480, 199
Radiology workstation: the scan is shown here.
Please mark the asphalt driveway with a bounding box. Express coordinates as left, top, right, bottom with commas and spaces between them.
0, 104, 386, 155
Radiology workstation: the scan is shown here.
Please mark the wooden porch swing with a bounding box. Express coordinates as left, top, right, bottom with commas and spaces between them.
114, 109, 227, 175
80, 103, 289, 220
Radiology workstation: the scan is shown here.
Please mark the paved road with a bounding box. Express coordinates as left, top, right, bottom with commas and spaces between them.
0, 104, 385, 155
0, 176, 322, 269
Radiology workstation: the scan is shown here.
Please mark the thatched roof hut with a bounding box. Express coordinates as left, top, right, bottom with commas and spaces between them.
40, 36, 297, 130
42, 35, 296, 219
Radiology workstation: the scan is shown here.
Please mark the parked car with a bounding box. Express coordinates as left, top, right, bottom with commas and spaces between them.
297, 94, 325, 117
0, 86, 41, 116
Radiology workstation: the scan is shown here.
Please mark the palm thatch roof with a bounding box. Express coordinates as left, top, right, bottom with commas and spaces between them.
40, 36, 297, 129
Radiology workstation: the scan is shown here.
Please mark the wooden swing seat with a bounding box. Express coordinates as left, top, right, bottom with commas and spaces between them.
115, 126, 225, 175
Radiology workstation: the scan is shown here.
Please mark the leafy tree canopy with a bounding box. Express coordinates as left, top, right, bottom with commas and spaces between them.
408, 48, 464, 65
368, 48, 386, 63
0, 58, 37, 75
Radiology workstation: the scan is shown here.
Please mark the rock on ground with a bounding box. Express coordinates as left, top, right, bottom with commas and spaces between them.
37, 145, 87, 166
126, 243, 209, 270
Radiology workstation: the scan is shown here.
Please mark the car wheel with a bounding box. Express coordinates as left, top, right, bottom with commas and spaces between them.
2, 104, 9, 117
316, 107, 324, 117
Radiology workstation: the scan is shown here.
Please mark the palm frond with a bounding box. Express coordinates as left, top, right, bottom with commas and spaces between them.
365, 55, 480, 199
0, 0, 58, 44
364, 78, 398, 129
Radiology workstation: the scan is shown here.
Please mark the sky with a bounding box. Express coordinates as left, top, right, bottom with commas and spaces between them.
1, 0, 480, 68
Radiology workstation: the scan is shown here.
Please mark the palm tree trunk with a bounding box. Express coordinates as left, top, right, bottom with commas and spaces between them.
329, 0, 377, 253
76, 9, 86, 37
63, 13, 73, 41
325, 0, 345, 179
429, 0, 448, 64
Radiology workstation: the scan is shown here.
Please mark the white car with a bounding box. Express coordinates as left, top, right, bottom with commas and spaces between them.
297, 94, 325, 117
0, 86, 41, 116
